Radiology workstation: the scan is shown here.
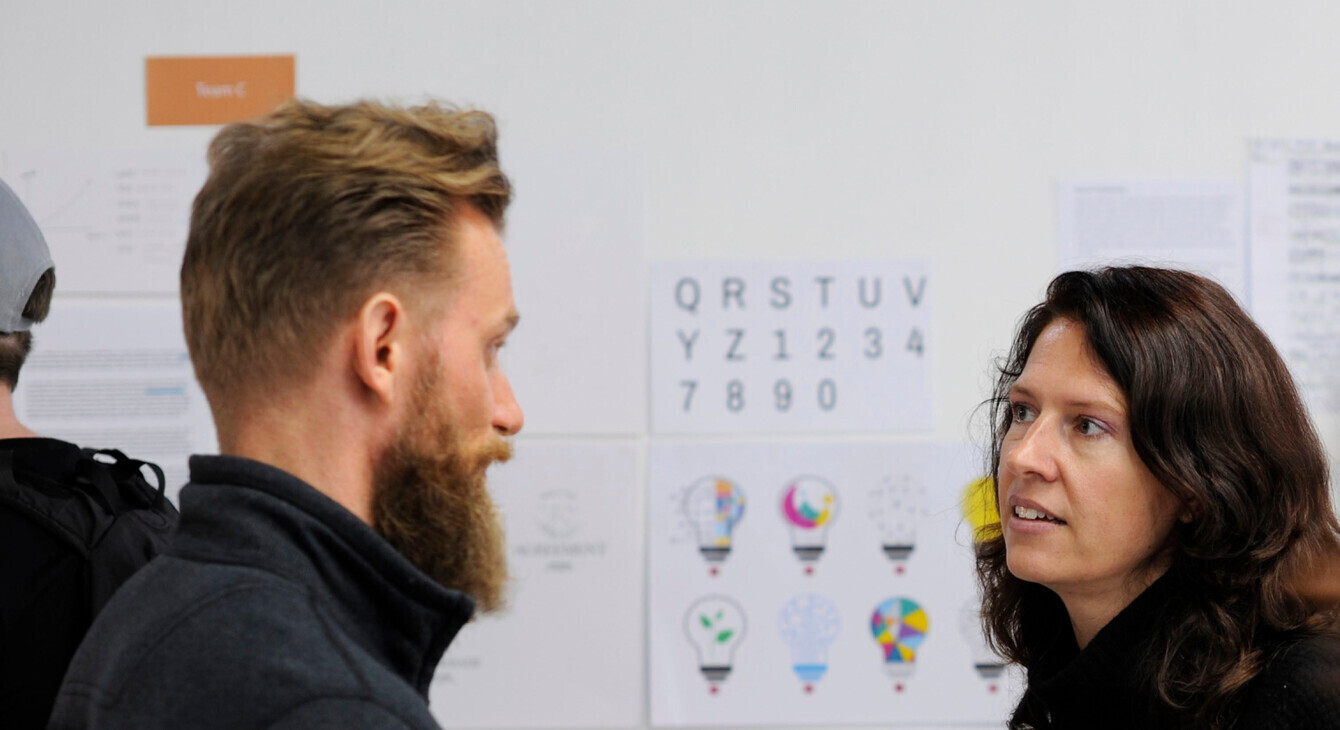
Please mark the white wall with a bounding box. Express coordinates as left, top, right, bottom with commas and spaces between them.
6, 2, 1340, 728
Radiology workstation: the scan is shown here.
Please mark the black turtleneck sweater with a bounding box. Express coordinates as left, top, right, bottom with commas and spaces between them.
48, 455, 475, 730
1013, 574, 1340, 729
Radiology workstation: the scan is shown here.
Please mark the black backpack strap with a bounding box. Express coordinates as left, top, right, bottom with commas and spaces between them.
79, 448, 168, 510
0, 449, 106, 557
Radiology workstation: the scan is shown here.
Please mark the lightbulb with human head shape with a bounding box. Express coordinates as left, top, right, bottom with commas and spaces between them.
869, 475, 918, 564
777, 593, 842, 689
684, 595, 747, 688
870, 597, 929, 679
684, 476, 745, 565
780, 476, 838, 563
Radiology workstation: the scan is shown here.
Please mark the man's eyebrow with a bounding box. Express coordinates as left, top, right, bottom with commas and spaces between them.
503, 310, 520, 333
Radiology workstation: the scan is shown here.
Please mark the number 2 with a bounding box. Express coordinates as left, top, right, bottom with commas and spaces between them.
817, 328, 835, 360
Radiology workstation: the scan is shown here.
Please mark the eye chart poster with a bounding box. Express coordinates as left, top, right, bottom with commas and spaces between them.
647, 441, 1017, 727
650, 261, 932, 434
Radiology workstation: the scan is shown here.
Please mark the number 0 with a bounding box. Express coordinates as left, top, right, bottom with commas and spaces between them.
818, 379, 837, 411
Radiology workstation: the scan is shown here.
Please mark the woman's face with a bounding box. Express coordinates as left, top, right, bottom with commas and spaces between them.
998, 318, 1186, 606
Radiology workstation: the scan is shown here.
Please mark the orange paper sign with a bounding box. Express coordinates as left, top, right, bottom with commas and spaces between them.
146, 55, 295, 126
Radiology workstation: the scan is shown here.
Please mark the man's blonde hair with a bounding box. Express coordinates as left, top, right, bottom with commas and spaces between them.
181, 99, 511, 422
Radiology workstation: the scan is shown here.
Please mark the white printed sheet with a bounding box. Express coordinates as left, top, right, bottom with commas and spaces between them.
1, 149, 207, 295
1248, 140, 1340, 416
648, 440, 1016, 727
12, 299, 216, 503
432, 440, 645, 729
651, 260, 933, 435
1056, 180, 1248, 303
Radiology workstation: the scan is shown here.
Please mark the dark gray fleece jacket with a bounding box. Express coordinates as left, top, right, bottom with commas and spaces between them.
48, 455, 475, 730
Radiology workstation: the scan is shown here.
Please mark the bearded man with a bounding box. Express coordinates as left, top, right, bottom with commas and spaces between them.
49, 99, 524, 730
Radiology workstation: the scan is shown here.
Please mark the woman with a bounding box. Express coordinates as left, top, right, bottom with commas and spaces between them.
978, 266, 1340, 729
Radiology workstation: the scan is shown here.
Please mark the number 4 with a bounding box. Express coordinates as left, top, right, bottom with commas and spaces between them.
906, 328, 924, 356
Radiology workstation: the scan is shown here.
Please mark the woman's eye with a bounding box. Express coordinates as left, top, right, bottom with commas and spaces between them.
1010, 403, 1034, 422
1077, 418, 1104, 436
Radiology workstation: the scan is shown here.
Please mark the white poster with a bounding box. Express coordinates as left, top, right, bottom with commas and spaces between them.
503, 149, 646, 436
1249, 139, 1340, 416
1056, 180, 1247, 302
432, 439, 644, 729
0, 149, 207, 295
648, 441, 1016, 727
12, 299, 217, 503
651, 261, 932, 435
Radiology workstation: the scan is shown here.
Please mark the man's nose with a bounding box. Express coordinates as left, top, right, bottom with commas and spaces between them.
493, 373, 524, 436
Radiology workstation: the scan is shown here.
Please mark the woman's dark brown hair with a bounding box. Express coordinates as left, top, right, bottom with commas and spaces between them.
979, 266, 1340, 728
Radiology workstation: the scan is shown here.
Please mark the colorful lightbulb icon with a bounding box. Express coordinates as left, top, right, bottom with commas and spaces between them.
870, 597, 929, 678
869, 475, 918, 564
777, 594, 842, 689
685, 595, 747, 687
780, 476, 838, 563
959, 601, 1006, 689
684, 476, 745, 564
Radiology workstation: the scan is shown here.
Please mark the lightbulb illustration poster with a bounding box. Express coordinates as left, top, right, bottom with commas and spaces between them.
432, 440, 644, 729
649, 441, 1019, 727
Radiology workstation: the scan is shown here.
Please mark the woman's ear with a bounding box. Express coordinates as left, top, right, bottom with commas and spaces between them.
1178, 499, 1196, 524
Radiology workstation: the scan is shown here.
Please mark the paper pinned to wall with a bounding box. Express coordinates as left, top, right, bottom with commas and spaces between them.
647, 440, 1016, 728
1248, 140, 1340, 417
12, 299, 217, 503
501, 149, 646, 436
432, 440, 644, 729
650, 260, 933, 435
1056, 181, 1247, 303
1, 149, 206, 295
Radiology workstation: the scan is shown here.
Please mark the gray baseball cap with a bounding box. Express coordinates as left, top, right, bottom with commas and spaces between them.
0, 178, 54, 332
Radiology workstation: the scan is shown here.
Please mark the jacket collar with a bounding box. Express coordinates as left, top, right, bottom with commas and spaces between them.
1019, 572, 1180, 728
171, 454, 476, 696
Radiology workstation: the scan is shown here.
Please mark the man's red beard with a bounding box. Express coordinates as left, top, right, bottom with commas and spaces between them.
371, 365, 513, 614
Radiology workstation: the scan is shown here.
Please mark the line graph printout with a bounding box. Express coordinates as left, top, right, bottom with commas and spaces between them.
11, 299, 217, 503
1249, 140, 1340, 416
1, 149, 207, 294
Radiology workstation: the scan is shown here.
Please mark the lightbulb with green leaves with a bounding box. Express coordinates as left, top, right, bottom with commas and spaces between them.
684, 595, 747, 685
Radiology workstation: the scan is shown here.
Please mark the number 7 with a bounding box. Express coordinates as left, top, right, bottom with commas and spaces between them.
680, 380, 698, 412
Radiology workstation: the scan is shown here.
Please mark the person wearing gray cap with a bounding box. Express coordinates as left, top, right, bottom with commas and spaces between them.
0, 178, 177, 730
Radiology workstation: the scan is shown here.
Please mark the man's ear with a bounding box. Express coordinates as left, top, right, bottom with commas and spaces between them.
351, 293, 407, 405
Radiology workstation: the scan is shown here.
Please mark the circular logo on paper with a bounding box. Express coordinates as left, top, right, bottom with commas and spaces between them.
537, 490, 580, 540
